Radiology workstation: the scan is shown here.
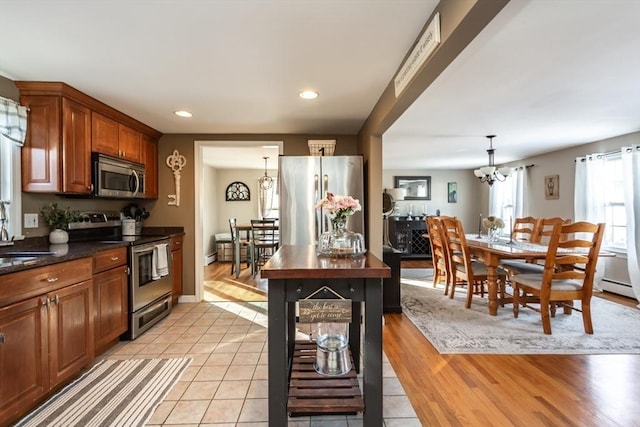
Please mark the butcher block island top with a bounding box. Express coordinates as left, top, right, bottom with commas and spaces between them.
260, 245, 390, 279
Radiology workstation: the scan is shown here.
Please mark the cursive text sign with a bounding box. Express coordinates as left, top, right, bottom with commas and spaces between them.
299, 299, 352, 323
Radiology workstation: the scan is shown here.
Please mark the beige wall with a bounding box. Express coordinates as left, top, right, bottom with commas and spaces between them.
499, 131, 639, 220
213, 168, 278, 233
383, 168, 480, 232
202, 164, 217, 258
150, 134, 359, 297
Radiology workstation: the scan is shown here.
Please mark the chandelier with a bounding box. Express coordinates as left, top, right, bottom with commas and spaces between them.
258, 156, 273, 190
473, 135, 512, 186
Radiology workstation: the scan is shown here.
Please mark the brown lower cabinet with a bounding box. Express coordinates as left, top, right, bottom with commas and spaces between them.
93, 247, 128, 355
0, 258, 94, 427
171, 235, 184, 305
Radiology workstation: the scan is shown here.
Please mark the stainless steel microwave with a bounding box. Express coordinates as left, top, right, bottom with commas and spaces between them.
92, 153, 145, 199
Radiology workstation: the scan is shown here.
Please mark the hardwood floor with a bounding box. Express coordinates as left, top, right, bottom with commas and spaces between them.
204, 260, 640, 426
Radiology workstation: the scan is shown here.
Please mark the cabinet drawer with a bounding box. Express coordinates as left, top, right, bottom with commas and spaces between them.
94, 247, 127, 273
0, 258, 93, 308
170, 236, 183, 251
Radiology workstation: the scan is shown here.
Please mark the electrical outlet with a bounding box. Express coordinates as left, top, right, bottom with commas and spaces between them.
24, 213, 38, 228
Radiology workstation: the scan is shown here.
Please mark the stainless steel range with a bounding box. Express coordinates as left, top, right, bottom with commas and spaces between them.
69, 211, 173, 339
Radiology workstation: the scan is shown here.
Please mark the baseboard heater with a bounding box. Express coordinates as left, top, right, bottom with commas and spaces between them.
205, 252, 216, 265
600, 277, 634, 298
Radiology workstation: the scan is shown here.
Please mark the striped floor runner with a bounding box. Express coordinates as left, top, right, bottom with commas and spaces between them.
15, 358, 191, 427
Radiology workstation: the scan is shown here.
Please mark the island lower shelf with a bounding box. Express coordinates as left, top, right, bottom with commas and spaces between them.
288, 340, 363, 416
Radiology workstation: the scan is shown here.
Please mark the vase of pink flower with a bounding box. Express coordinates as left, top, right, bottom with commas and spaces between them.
315, 193, 366, 257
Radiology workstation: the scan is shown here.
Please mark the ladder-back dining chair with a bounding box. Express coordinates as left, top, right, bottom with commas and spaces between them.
535, 217, 572, 244
229, 218, 253, 275
510, 221, 605, 334
251, 218, 279, 275
440, 216, 507, 308
511, 216, 542, 242
426, 216, 449, 289
501, 217, 569, 277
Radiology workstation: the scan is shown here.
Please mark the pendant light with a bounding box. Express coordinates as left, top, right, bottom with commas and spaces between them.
473, 135, 512, 186
258, 157, 273, 190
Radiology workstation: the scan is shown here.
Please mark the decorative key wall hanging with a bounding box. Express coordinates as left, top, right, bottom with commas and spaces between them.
166, 149, 186, 206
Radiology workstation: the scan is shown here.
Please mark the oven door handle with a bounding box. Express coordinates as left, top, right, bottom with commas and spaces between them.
132, 241, 170, 255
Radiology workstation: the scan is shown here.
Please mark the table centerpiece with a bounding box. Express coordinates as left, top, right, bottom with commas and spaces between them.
315, 193, 366, 257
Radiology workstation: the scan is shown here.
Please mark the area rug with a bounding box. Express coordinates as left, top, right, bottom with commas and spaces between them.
15, 358, 191, 427
400, 268, 640, 354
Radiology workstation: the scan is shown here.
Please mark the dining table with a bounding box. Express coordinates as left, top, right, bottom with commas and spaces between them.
465, 235, 614, 316
465, 235, 553, 315
233, 222, 279, 278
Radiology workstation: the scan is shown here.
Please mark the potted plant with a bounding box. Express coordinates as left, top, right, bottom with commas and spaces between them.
40, 203, 80, 244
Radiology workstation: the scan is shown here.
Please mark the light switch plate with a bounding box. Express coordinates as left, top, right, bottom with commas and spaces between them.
24, 213, 38, 228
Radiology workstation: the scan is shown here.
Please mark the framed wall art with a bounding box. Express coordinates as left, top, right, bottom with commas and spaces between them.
545, 175, 559, 199
225, 181, 250, 201
447, 182, 457, 203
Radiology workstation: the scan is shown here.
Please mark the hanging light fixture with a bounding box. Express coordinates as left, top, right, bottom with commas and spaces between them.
258, 156, 273, 190
473, 135, 512, 186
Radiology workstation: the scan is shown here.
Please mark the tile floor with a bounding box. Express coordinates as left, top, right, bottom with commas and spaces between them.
104, 301, 420, 426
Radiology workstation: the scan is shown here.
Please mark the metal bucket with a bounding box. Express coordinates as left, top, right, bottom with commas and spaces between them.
314, 332, 351, 376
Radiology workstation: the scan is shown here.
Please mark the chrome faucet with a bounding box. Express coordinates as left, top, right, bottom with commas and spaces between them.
0, 200, 14, 246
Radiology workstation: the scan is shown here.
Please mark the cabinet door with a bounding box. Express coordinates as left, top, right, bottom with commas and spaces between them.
93, 266, 128, 354
118, 124, 141, 163
91, 112, 119, 157
20, 95, 61, 192
48, 279, 94, 388
171, 242, 183, 305
62, 98, 92, 194
141, 134, 158, 199
394, 229, 411, 255
0, 297, 48, 423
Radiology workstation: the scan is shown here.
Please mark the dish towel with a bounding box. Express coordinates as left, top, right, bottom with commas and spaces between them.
152, 243, 169, 280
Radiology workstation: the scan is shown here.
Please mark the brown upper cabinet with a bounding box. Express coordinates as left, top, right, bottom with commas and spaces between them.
92, 112, 141, 163
20, 95, 92, 194
141, 134, 158, 199
16, 82, 161, 198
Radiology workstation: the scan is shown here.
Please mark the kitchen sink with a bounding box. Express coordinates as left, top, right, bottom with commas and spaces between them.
0, 251, 55, 267
1, 251, 55, 257
0, 255, 40, 266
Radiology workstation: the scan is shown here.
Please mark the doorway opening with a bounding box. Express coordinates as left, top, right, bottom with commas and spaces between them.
194, 140, 282, 303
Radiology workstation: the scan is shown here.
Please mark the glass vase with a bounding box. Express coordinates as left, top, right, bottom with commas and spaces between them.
317, 218, 366, 257
487, 227, 501, 242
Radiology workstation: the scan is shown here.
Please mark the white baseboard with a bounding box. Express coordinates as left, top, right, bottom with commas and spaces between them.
205, 253, 216, 265
178, 295, 199, 303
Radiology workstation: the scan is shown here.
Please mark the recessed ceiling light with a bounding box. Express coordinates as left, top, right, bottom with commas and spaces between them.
174, 110, 192, 118
298, 90, 318, 100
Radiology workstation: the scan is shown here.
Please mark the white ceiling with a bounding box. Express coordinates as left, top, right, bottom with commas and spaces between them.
1, 1, 639, 170
384, 0, 640, 169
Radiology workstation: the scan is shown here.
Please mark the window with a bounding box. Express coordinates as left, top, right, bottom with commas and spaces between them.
575, 151, 629, 252
489, 167, 526, 236
258, 178, 279, 219
0, 96, 26, 240
0, 136, 22, 239
602, 153, 627, 250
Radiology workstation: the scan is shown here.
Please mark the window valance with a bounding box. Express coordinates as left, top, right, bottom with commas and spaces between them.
0, 96, 28, 147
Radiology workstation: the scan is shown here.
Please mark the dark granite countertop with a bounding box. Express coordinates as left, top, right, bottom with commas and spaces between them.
0, 240, 129, 275
0, 226, 184, 275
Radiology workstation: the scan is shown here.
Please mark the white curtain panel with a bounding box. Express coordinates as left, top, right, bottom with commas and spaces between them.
513, 166, 526, 218
621, 145, 640, 304
488, 167, 525, 233
574, 154, 607, 223
574, 154, 608, 290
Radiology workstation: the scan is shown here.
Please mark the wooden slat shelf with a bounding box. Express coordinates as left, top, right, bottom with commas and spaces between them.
288, 341, 364, 416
